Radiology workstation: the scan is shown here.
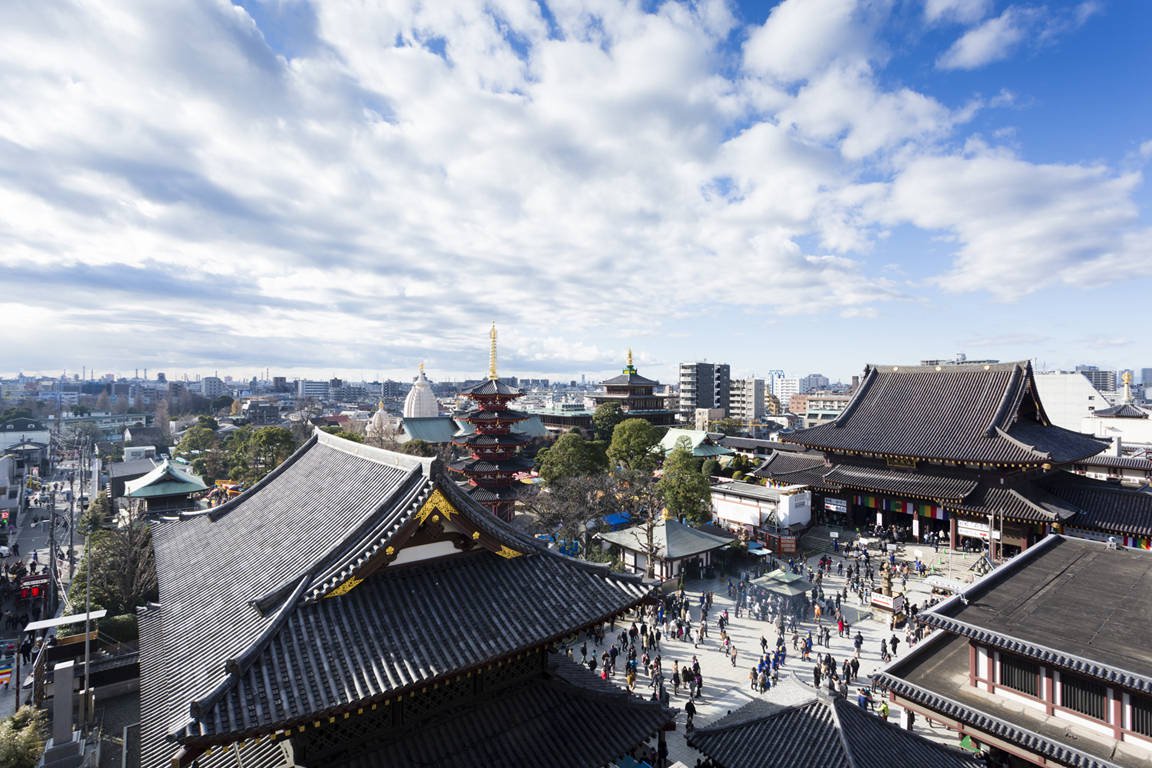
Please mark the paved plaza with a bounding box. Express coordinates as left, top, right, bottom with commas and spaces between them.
572, 545, 987, 766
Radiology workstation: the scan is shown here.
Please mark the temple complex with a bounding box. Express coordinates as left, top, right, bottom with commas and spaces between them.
752, 362, 1152, 555
448, 324, 533, 521
590, 349, 677, 426
137, 429, 672, 767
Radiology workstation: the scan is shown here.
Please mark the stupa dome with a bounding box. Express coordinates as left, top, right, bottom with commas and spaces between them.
403, 364, 440, 419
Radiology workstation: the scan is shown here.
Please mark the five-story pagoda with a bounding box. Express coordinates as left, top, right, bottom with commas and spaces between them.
450, 324, 533, 521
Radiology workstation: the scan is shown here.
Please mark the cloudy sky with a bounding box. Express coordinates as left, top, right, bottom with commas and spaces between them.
2, 0, 1149, 385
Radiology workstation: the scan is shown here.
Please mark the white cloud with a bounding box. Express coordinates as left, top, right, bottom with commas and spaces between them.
884, 151, 1149, 297
937, 3, 1099, 70
742, 0, 868, 83
937, 6, 1033, 70
924, 0, 992, 25
0, 0, 1141, 377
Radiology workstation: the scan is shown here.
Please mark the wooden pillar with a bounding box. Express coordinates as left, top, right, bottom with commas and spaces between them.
949, 516, 958, 550
1112, 694, 1123, 740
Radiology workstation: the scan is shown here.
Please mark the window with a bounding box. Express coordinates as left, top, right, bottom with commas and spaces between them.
999, 654, 1039, 697
1132, 695, 1152, 737
1061, 673, 1108, 721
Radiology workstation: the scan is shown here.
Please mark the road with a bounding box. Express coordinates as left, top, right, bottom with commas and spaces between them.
0, 458, 93, 718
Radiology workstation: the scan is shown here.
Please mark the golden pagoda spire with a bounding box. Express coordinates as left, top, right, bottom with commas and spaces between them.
627, 347, 633, 367
488, 322, 498, 380
419, 360, 425, 375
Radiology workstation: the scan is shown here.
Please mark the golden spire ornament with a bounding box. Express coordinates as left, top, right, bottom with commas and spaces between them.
488, 322, 498, 380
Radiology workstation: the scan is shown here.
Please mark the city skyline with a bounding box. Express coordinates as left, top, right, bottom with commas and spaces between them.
3, 1, 1150, 384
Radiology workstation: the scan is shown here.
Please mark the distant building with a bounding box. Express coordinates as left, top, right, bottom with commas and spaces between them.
679, 361, 730, 419
589, 351, 676, 426
730, 377, 765, 424
296, 379, 329, 400
1076, 364, 1118, 395
799, 373, 829, 393
1033, 371, 1110, 430
201, 376, 225, 399
768, 374, 800, 404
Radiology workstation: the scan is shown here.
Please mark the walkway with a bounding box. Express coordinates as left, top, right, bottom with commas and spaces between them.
573, 546, 987, 766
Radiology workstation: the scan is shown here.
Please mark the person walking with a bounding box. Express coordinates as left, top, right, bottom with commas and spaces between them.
684, 698, 696, 729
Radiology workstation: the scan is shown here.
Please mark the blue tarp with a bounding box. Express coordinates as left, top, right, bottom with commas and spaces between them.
604, 511, 632, 528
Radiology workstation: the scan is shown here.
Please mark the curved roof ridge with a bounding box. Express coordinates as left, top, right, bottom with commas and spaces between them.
188, 574, 311, 722
985, 362, 1023, 437
314, 427, 436, 475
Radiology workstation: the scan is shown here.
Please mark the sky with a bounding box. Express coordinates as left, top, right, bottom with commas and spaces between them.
2, 0, 1150, 385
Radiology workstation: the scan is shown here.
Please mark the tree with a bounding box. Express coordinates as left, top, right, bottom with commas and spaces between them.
154, 398, 170, 438
70, 505, 157, 616
592, 401, 624, 441
227, 426, 297, 486
712, 417, 746, 436
701, 458, 719, 478
0, 706, 47, 768
321, 426, 364, 443
211, 394, 234, 413
175, 425, 227, 482
660, 438, 712, 525
613, 469, 666, 580
607, 418, 661, 473
525, 473, 617, 557
537, 432, 607, 485
95, 391, 111, 413
399, 439, 438, 457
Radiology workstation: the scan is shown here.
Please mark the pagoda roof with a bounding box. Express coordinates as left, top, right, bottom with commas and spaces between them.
460, 408, 530, 422
785, 362, 1107, 465
124, 459, 208, 499
463, 379, 523, 397
600, 371, 660, 387
598, 518, 735, 561
453, 433, 530, 448
1093, 402, 1149, 419
687, 694, 980, 768
138, 430, 654, 766
448, 455, 536, 473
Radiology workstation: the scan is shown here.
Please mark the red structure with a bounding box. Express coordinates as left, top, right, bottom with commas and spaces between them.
449, 324, 532, 521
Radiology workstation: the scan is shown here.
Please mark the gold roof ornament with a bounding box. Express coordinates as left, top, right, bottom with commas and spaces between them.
488, 322, 498, 380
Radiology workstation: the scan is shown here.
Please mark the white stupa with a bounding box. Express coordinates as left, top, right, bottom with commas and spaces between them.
366, 401, 399, 440
402, 363, 440, 419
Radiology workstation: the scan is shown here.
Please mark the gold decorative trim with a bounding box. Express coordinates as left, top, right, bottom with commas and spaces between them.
326, 575, 363, 598
415, 488, 457, 525
496, 545, 523, 559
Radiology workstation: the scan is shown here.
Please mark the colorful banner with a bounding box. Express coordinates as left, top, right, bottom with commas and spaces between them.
1125, 536, 1152, 551
853, 494, 947, 521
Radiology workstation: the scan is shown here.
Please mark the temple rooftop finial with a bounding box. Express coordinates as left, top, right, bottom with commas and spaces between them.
488, 322, 498, 380
623, 347, 637, 375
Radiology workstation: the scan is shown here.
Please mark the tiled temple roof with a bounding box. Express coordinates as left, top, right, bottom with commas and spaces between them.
786, 362, 1106, 465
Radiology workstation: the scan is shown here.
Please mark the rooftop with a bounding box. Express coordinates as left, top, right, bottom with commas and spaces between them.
785, 362, 1107, 466
926, 535, 1152, 689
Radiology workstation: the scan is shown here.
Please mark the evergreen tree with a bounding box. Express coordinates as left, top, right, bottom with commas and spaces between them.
607, 418, 660, 473
537, 432, 607, 485
659, 438, 712, 525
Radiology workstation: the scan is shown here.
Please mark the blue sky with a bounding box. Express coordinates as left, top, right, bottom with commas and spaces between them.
1, 0, 1149, 385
